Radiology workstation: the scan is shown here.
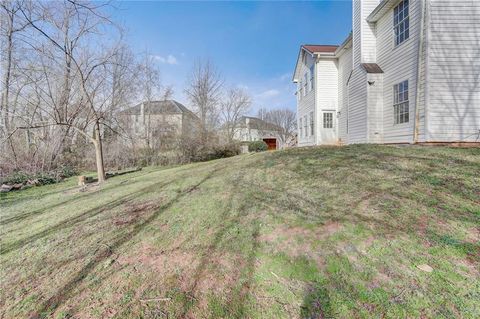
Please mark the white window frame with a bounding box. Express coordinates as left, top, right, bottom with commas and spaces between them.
299, 118, 303, 138
393, 80, 409, 124
394, 0, 409, 47
323, 112, 334, 129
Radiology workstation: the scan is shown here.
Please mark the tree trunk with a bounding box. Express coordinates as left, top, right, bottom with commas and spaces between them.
1, 11, 14, 135
94, 121, 106, 183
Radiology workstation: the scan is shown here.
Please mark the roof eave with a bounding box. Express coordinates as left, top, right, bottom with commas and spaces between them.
367, 0, 396, 23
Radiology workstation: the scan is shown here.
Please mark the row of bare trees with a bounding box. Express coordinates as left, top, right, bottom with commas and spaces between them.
1, 0, 296, 183
0, 0, 163, 182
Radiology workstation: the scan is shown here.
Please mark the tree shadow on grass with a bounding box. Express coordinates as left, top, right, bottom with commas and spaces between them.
177, 172, 261, 318
28, 166, 222, 319
300, 284, 333, 319
0, 178, 178, 255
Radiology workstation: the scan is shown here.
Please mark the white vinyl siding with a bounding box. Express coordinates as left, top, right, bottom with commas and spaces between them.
376, 0, 423, 143
310, 66, 314, 91
337, 42, 353, 144
426, 0, 480, 142
296, 52, 316, 146
315, 59, 338, 143
299, 118, 303, 138
310, 111, 314, 135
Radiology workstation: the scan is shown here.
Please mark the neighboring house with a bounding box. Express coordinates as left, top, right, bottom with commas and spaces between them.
120, 100, 199, 148
231, 116, 284, 151
293, 0, 480, 146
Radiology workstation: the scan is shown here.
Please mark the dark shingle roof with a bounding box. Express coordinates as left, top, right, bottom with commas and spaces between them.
122, 100, 195, 116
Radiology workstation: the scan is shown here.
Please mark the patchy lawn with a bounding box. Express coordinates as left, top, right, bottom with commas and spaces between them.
1, 145, 479, 319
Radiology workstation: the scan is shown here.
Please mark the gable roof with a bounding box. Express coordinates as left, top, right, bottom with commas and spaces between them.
121, 100, 196, 117
302, 45, 339, 54
292, 43, 343, 82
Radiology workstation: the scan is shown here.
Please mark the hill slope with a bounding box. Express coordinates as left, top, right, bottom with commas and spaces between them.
1, 145, 479, 318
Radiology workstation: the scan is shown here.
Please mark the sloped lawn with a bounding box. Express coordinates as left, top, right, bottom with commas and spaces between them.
1, 145, 479, 318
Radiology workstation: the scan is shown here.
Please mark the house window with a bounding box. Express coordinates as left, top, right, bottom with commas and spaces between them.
303, 73, 308, 96
309, 111, 314, 135
394, 0, 409, 46
299, 80, 303, 98
310, 66, 314, 91
304, 115, 308, 136
393, 80, 409, 124
299, 118, 303, 137
323, 112, 333, 129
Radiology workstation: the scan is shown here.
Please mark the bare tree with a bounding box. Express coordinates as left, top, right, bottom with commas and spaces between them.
256, 107, 268, 121
220, 87, 251, 142
0, 0, 30, 136
10, 0, 121, 182
185, 59, 223, 142
264, 108, 297, 146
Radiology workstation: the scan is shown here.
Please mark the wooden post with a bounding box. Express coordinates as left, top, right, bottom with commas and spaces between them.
78, 175, 86, 186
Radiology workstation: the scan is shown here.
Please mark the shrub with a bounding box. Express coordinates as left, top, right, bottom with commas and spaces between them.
248, 140, 268, 152
1, 166, 77, 186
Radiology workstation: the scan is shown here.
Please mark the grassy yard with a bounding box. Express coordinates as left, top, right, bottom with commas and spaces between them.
1, 145, 479, 318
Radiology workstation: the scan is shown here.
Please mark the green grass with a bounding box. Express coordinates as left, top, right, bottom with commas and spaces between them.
1, 145, 479, 318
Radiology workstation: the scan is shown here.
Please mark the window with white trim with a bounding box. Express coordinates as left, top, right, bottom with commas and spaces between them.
323, 112, 333, 129
304, 115, 308, 136
309, 66, 314, 91
299, 81, 303, 98
394, 0, 409, 46
309, 111, 314, 135
393, 80, 409, 124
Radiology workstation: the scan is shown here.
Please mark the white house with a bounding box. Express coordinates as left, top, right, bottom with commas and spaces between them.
231, 116, 284, 151
293, 0, 480, 146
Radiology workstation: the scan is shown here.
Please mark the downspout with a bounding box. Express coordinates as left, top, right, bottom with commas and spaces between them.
414, 0, 427, 143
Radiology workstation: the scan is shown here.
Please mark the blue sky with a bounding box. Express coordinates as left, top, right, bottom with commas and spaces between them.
113, 1, 352, 114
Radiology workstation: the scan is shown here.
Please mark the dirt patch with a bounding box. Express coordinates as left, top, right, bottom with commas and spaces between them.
259, 222, 343, 266
119, 243, 197, 276
465, 226, 479, 244
113, 201, 159, 226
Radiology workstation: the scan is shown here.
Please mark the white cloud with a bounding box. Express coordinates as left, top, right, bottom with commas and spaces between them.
152, 54, 179, 65
256, 89, 280, 99
278, 73, 291, 81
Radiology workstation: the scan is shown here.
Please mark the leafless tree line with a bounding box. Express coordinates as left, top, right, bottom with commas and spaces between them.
0, 1, 296, 183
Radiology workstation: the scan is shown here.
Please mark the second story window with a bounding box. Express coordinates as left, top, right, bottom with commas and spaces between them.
394, 0, 409, 46
393, 80, 409, 124
310, 66, 314, 91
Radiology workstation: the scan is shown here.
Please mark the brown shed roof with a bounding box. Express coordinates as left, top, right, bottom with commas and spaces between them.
361, 63, 384, 74
302, 45, 339, 54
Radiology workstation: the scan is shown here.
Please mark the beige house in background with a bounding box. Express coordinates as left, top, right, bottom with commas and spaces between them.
293, 0, 480, 146
232, 116, 284, 151
120, 100, 199, 148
